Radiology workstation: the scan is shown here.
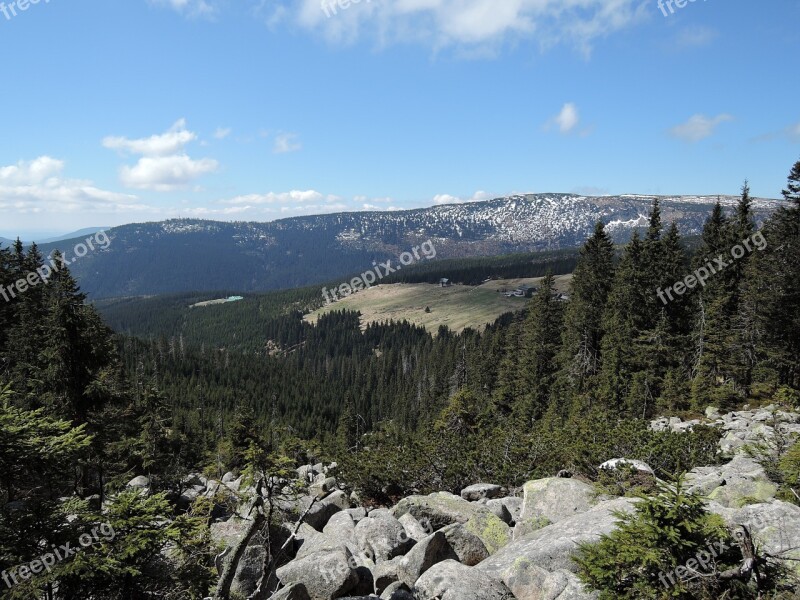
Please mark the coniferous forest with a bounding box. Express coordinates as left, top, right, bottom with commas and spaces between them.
1, 159, 799, 598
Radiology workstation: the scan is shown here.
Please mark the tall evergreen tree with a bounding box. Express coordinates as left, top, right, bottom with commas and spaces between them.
554, 223, 616, 401
783, 159, 800, 208
598, 233, 649, 415
743, 159, 800, 388
516, 273, 564, 423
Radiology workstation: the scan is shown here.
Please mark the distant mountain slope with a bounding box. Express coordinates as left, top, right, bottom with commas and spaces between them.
36, 193, 782, 299
0, 228, 109, 246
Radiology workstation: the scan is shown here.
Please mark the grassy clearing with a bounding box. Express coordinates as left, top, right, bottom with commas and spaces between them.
304, 275, 572, 334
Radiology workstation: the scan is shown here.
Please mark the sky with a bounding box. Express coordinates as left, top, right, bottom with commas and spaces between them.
0, 0, 798, 239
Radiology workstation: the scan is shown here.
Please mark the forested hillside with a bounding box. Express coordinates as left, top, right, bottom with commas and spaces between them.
0, 161, 799, 598
34, 194, 778, 299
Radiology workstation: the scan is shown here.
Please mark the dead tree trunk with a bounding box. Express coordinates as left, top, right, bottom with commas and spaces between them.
215, 479, 266, 600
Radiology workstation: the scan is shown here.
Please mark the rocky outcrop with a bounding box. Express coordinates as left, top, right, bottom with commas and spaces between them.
479, 497, 637, 576
460, 483, 505, 501
414, 559, 515, 600
686, 454, 778, 508
651, 404, 800, 456
514, 478, 599, 539
275, 549, 359, 600
390, 492, 511, 554
203, 407, 800, 599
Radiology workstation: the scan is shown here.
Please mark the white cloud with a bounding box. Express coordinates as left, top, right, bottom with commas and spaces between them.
0, 156, 145, 215
104, 119, 219, 191
295, 0, 648, 55
273, 133, 302, 154
221, 190, 336, 205
669, 114, 733, 142
213, 127, 232, 140
433, 190, 494, 205
103, 119, 197, 157
549, 103, 580, 134
752, 121, 800, 144
149, 0, 214, 17
120, 155, 219, 192
0, 156, 63, 185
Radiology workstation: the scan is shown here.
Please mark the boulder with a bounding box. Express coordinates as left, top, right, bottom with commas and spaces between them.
276, 549, 359, 600
396, 531, 458, 587
211, 521, 293, 594
685, 455, 778, 508
380, 581, 413, 599
440, 523, 489, 566
182, 473, 206, 488
516, 478, 597, 537
230, 545, 266, 598
598, 458, 654, 475
269, 583, 312, 600
460, 483, 504, 501
708, 499, 800, 571
310, 477, 338, 498
390, 492, 510, 554
347, 507, 368, 522
297, 465, 316, 482
478, 497, 636, 576
373, 556, 403, 594
127, 475, 149, 489
488, 497, 523, 524
296, 528, 355, 560
304, 490, 350, 531
483, 500, 514, 525
210, 518, 250, 549
225, 475, 243, 493
413, 560, 514, 600
397, 513, 429, 541
324, 511, 357, 539
463, 511, 511, 555
354, 514, 415, 562
390, 492, 480, 530
498, 558, 597, 600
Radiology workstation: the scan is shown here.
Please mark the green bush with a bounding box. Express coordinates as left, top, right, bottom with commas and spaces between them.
779, 441, 800, 504
774, 386, 800, 408
574, 477, 747, 600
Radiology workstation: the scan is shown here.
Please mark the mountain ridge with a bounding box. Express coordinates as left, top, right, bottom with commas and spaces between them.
28, 193, 783, 299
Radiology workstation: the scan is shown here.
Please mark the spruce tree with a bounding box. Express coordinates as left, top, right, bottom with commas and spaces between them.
743, 159, 800, 388
516, 273, 564, 423
554, 222, 616, 402
598, 233, 649, 415
783, 158, 800, 208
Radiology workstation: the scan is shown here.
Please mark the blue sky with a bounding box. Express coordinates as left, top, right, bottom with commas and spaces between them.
0, 0, 798, 238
